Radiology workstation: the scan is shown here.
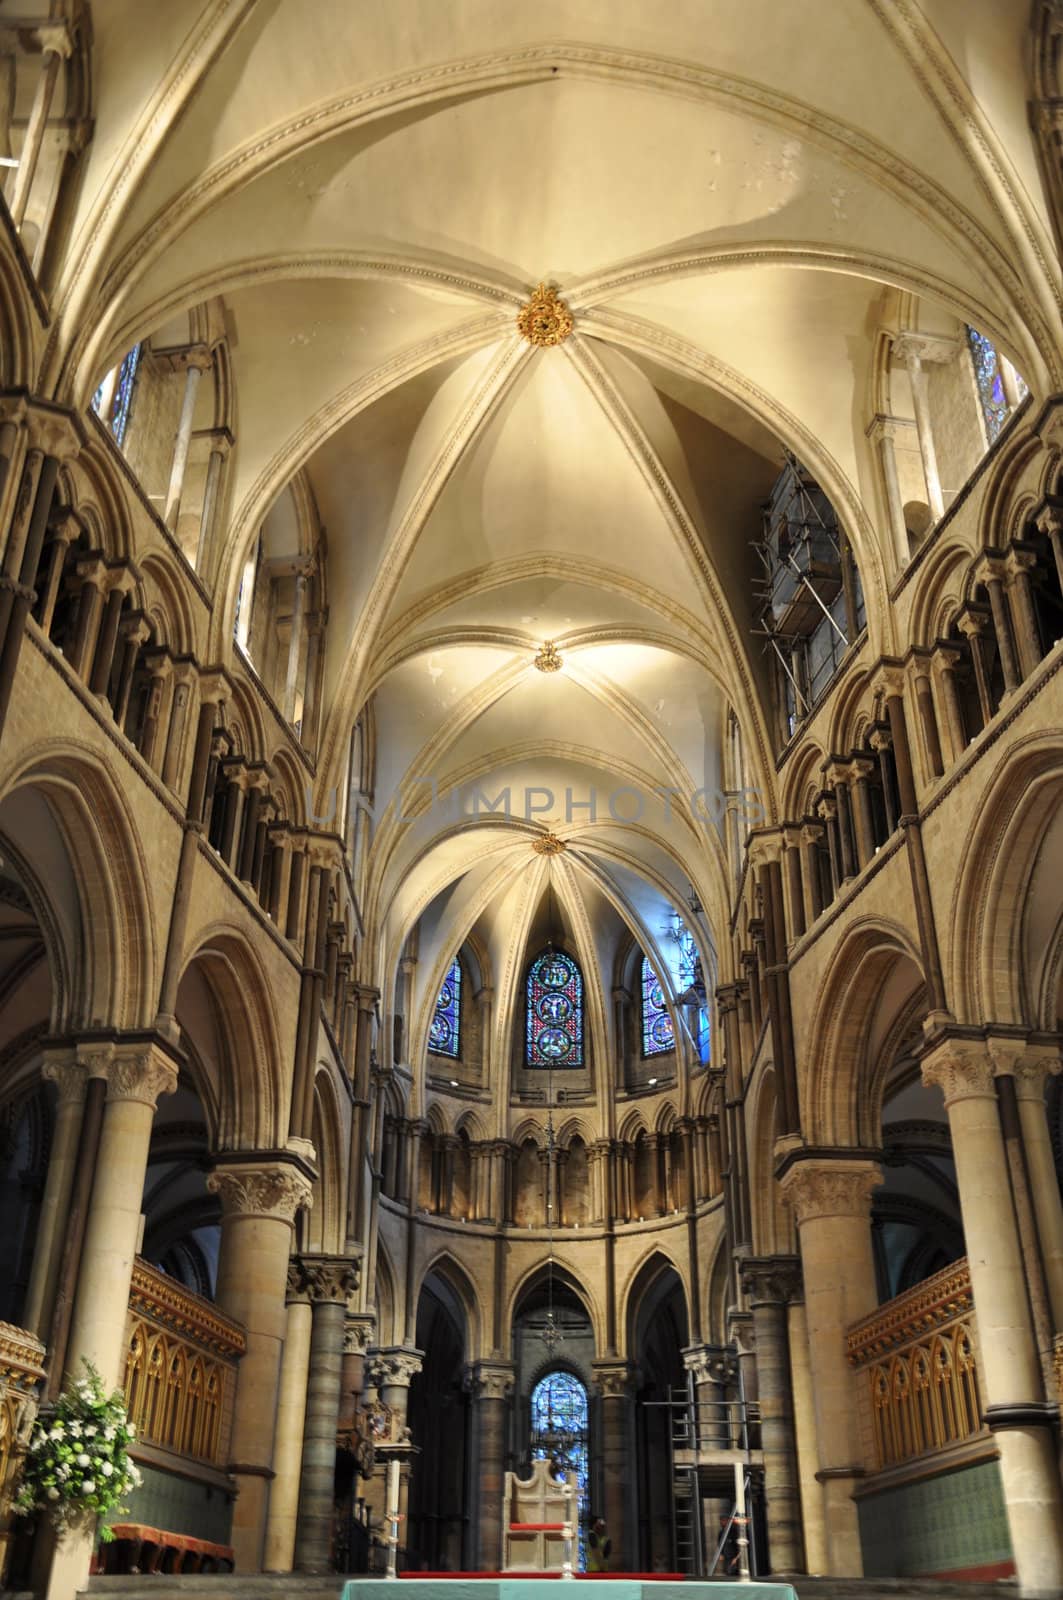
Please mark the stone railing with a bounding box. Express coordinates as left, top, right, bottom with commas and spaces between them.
847, 1258, 982, 1470
0, 1321, 46, 1578
123, 1259, 245, 1465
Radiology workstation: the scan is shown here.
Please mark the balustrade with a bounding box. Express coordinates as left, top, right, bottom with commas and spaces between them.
847, 1258, 983, 1471
122, 1258, 245, 1466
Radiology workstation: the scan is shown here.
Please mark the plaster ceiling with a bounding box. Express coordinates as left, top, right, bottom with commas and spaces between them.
46, 0, 1061, 1089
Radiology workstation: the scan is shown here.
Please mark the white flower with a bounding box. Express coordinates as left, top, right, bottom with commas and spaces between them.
76, 1453, 90, 1469
46, 1487, 60, 1501
101, 1462, 113, 1477
127, 1423, 136, 1438
81, 1479, 95, 1494
49, 1426, 64, 1440
57, 1465, 70, 1481
103, 1425, 116, 1441
84, 1424, 97, 1438
68, 1422, 82, 1438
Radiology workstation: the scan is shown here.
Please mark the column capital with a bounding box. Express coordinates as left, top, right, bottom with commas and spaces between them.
207, 1153, 315, 1221
102, 1040, 179, 1107
285, 1259, 312, 1305
40, 1048, 89, 1103
893, 332, 960, 366
344, 1311, 377, 1354
591, 1358, 636, 1398
682, 1342, 736, 1388
740, 1253, 803, 1307
465, 1360, 515, 1401
866, 412, 918, 445
367, 1345, 424, 1388
747, 827, 785, 868
870, 662, 907, 700
779, 1156, 882, 1225
986, 1037, 1062, 1101
920, 1038, 997, 1105
296, 1252, 361, 1304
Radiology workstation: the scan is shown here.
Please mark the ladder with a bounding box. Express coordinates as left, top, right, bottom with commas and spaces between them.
667, 1381, 704, 1575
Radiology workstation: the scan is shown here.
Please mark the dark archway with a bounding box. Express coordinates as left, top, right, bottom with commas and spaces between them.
629, 1258, 689, 1572
407, 1269, 471, 1570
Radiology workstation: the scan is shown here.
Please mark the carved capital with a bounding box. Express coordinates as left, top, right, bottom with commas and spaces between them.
780, 1159, 882, 1225
592, 1359, 636, 1399
866, 412, 917, 446
987, 1039, 1062, 1101
368, 1346, 424, 1388
207, 1158, 314, 1222
682, 1343, 736, 1389
104, 1044, 179, 1108
300, 1253, 361, 1304
893, 333, 960, 367
344, 1312, 376, 1355
466, 1360, 514, 1401
920, 1040, 996, 1106
286, 1260, 311, 1304
41, 1050, 88, 1104
740, 1254, 802, 1308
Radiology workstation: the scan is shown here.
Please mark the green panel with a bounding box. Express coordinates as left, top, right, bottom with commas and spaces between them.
858, 1459, 1013, 1578
117, 1461, 234, 1548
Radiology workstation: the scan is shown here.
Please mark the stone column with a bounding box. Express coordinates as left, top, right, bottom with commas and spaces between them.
1010, 1052, 1063, 1333
1036, 501, 1063, 596
469, 1361, 514, 1569
782, 826, 806, 941
1003, 548, 1042, 680
911, 666, 944, 780
799, 823, 824, 922
263, 1263, 313, 1573
9, 24, 71, 228
193, 427, 232, 575
295, 1254, 361, 1573
683, 1344, 736, 1559
930, 647, 967, 766
780, 1158, 881, 1576
741, 1257, 804, 1573
894, 335, 947, 523
866, 413, 915, 569
922, 1040, 1063, 1595
592, 1360, 636, 1571
816, 795, 842, 897
21, 1052, 88, 1339
977, 557, 1022, 695
65, 1045, 178, 1384
34, 508, 79, 637
207, 1155, 314, 1571
163, 349, 211, 530
39, 1042, 177, 1600
787, 1298, 828, 1576
87, 573, 131, 698
284, 566, 310, 723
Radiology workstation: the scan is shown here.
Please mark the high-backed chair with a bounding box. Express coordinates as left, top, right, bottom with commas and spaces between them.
502, 1459, 576, 1572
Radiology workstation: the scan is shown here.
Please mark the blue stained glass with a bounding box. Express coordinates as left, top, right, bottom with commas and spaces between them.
92, 344, 143, 447
641, 956, 674, 1057
531, 1370, 589, 1570
526, 950, 583, 1067
429, 957, 461, 1059
966, 326, 1025, 445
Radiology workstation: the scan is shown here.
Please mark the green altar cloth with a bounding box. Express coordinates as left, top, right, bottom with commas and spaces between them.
344, 1581, 799, 1600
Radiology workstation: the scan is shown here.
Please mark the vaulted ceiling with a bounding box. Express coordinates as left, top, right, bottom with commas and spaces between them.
41, 0, 1060, 1081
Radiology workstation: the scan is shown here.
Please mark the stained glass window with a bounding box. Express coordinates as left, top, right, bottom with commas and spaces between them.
531, 1369, 589, 1569
92, 344, 143, 447
966, 326, 1026, 445
526, 950, 583, 1068
664, 918, 712, 1066
429, 957, 461, 1059
641, 956, 674, 1057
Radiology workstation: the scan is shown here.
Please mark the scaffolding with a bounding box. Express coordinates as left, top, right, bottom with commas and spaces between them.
752, 453, 864, 738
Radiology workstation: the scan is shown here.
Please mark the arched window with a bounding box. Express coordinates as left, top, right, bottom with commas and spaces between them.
641, 956, 674, 1057
429, 957, 462, 1060
530, 1369, 589, 1568
92, 343, 143, 447
526, 950, 583, 1068
965, 325, 1027, 444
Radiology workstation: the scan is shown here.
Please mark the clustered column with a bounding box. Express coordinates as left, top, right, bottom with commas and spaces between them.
740, 1257, 804, 1573
294, 1254, 361, 1573
780, 1158, 881, 1576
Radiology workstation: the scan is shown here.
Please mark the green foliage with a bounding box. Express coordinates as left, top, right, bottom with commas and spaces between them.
14, 1361, 141, 1540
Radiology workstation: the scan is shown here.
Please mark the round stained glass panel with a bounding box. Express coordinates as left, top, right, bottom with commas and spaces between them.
537, 991, 573, 1025
537, 1027, 573, 1060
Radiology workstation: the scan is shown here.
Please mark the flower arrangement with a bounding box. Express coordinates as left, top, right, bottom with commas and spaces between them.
14, 1361, 142, 1539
